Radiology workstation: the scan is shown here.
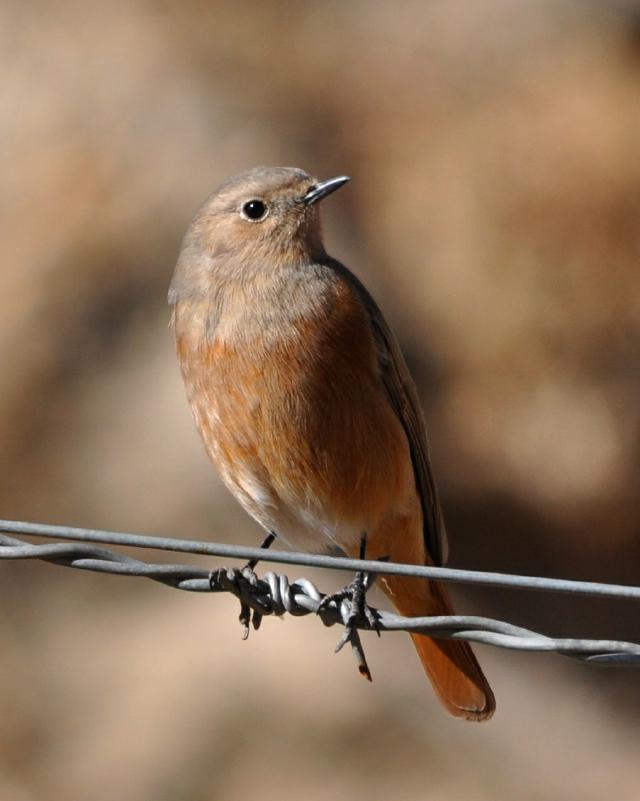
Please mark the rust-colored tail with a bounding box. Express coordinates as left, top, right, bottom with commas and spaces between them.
381, 575, 495, 721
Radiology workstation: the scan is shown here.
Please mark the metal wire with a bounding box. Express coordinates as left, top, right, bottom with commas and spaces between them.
1, 519, 639, 669
3, 518, 640, 599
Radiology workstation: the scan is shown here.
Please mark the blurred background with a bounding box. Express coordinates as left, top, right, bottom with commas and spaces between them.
2, 1, 640, 799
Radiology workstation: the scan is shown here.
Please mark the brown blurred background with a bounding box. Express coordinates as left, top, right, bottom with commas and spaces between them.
2, 1, 640, 799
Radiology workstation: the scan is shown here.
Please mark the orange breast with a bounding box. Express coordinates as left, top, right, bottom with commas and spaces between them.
173, 274, 417, 543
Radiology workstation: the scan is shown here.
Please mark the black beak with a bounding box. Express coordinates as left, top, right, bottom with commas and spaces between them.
303, 175, 350, 206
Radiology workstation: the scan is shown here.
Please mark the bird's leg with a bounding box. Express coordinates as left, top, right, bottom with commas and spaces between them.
241, 531, 277, 632
318, 533, 384, 681
321, 533, 381, 628
209, 531, 277, 638
244, 530, 277, 571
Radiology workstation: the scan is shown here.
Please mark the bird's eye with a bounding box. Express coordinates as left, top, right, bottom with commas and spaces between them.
241, 199, 268, 221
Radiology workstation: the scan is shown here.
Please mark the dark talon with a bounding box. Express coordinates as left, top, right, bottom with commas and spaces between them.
317, 533, 380, 680
209, 565, 263, 638
241, 565, 264, 631
209, 532, 277, 637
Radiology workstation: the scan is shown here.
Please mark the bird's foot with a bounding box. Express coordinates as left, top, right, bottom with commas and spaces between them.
215, 530, 276, 635
317, 535, 386, 681
209, 563, 266, 639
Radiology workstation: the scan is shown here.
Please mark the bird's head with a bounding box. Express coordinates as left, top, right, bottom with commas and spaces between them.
169, 166, 349, 302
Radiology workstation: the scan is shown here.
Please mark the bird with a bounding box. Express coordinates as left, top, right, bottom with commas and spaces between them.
169, 166, 495, 720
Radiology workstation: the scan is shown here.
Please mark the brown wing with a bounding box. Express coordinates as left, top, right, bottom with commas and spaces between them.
328, 259, 448, 566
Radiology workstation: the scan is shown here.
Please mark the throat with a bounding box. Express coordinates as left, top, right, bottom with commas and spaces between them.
175, 262, 335, 350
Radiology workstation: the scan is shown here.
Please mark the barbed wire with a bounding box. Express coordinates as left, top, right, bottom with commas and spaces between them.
1, 519, 639, 678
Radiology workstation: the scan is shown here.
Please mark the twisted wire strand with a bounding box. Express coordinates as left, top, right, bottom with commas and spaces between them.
1, 525, 639, 666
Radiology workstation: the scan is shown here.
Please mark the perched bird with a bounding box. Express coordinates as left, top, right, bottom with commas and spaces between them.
169, 166, 495, 720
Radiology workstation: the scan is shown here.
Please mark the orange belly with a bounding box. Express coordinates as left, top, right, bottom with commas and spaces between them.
174, 284, 418, 556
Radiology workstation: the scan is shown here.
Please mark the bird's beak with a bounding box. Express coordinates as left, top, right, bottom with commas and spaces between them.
303, 175, 350, 206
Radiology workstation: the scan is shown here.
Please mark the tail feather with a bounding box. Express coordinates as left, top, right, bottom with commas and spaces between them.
382, 576, 495, 721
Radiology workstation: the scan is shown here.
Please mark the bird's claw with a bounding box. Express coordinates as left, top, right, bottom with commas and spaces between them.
318, 566, 380, 681
209, 565, 264, 638
319, 570, 380, 631
209, 531, 277, 637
